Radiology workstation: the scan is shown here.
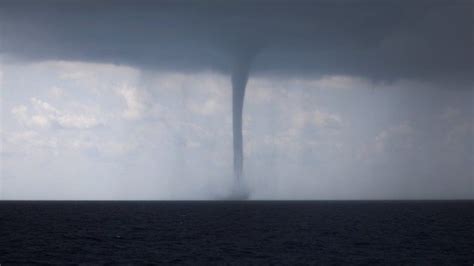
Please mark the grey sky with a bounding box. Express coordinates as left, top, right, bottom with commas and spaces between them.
0, 0, 472, 199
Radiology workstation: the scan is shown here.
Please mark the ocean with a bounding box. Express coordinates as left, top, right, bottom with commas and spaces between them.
0, 201, 472, 264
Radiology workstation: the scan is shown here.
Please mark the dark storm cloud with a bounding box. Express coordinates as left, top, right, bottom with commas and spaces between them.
0, 0, 472, 83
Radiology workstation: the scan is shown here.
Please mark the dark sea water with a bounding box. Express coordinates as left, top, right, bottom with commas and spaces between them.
0, 201, 472, 265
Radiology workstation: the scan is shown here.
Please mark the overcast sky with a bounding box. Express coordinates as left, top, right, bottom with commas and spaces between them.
0, 0, 472, 199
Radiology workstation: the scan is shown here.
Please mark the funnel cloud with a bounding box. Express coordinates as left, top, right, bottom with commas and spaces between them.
231, 51, 258, 197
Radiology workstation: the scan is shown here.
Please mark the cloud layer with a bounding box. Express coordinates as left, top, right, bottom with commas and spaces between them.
1, 0, 472, 84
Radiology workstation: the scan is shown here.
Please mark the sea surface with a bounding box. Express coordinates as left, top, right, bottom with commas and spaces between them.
0, 201, 472, 264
